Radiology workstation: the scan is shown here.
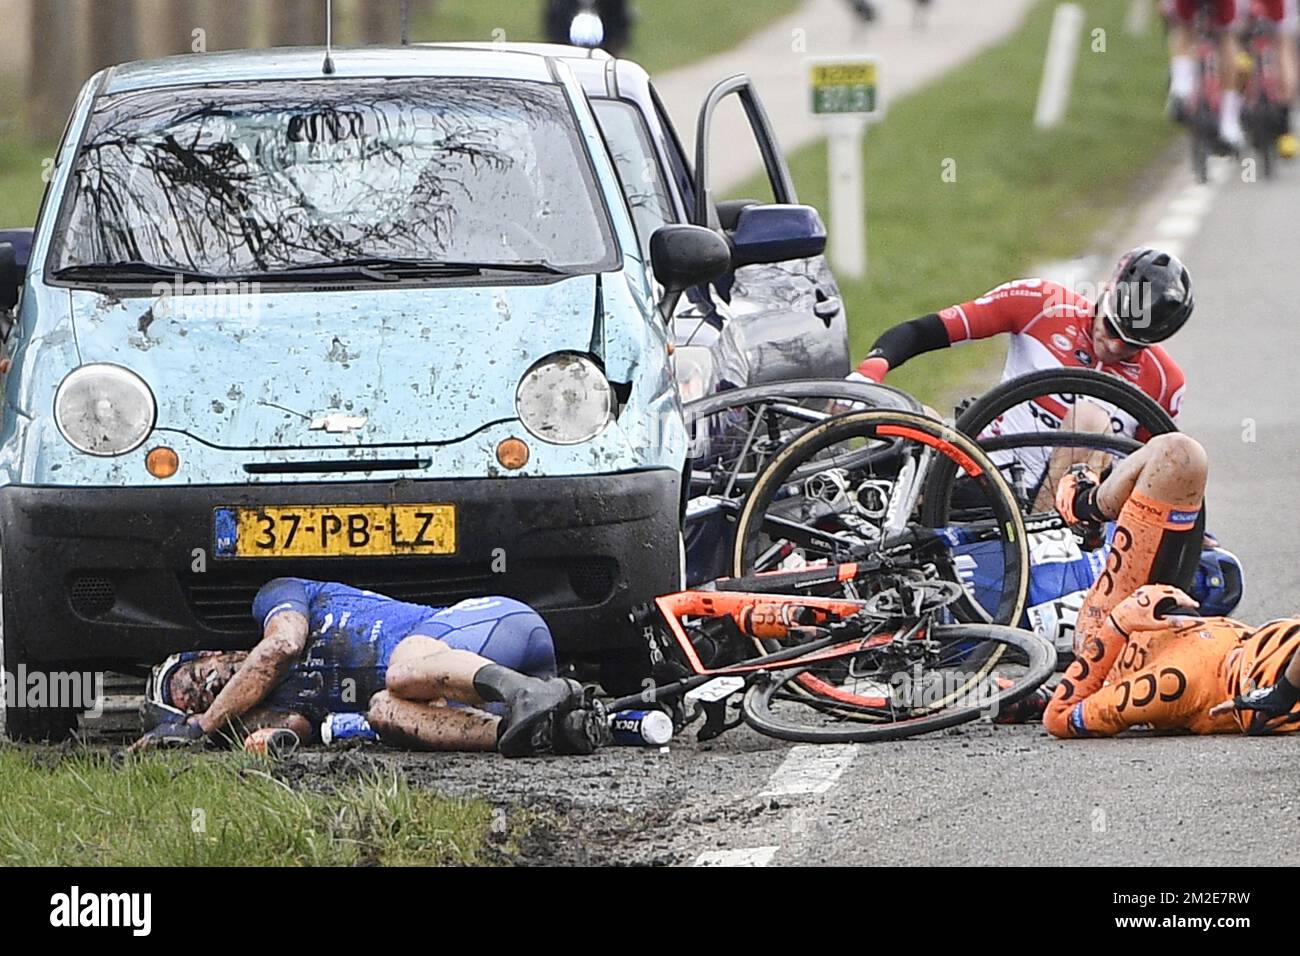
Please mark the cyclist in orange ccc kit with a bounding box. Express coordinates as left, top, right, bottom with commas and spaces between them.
1043, 432, 1300, 738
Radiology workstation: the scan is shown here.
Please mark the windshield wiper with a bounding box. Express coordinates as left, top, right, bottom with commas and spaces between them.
247, 258, 576, 282
238, 260, 414, 282
56, 258, 578, 284
53, 261, 228, 283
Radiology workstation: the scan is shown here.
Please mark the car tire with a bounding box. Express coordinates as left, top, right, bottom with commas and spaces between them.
598, 646, 654, 698
0, 545, 80, 742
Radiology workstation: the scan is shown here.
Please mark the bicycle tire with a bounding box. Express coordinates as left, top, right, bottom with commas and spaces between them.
921, 368, 1177, 528
732, 409, 1030, 627
922, 368, 1204, 590
740, 623, 1055, 743
684, 379, 922, 493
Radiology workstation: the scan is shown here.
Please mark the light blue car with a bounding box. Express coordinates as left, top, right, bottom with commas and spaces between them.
0, 45, 828, 738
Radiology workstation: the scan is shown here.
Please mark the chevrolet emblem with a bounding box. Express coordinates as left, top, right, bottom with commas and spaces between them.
309, 413, 368, 434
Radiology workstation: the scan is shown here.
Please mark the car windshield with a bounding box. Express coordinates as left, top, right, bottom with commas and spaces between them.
52, 77, 618, 279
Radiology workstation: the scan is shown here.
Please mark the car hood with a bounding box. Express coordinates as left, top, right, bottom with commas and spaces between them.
66, 277, 618, 449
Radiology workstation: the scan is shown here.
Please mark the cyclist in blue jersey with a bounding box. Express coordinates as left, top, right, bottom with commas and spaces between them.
129, 578, 608, 757
954, 528, 1242, 659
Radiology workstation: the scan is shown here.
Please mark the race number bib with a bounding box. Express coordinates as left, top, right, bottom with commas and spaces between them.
1026, 589, 1087, 657
1028, 527, 1083, 565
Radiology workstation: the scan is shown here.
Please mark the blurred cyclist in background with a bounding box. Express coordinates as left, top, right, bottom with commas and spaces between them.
1164, 0, 1300, 153
1246, 0, 1299, 157
1165, 0, 1246, 147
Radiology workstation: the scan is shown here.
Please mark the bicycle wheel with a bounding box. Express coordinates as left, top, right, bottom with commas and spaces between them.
921, 368, 1177, 528
731, 409, 1030, 628
684, 379, 921, 496
923, 368, 1205, 596
740, 622, 1055, 743
684, 380, 922, 586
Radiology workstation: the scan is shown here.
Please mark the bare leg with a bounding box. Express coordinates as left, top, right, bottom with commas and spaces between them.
1032, 400, 1115, 513
1170, 22, 1196, 101
381, 633, 582, 756
1221, 31, 1244, 94
1170, 21, 1194, 60
384, 635, 495, 707
1279, 30, 1299, 103
1221, 31, 1246, 144
368, 690, 498, 752
1093, 431, 1207, 517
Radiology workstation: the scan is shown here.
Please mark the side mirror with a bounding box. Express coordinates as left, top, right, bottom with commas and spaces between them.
728, 204, 827, 269
716, 198, 761, 231
0, 243, 20, 313
650, 224, 733, 294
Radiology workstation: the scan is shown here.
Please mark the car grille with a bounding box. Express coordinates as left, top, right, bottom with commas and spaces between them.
178, 557, 620, 634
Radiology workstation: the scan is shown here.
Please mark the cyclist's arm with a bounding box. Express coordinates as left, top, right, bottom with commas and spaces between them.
851, 313, 949, 382
240, 706, 316, 742
852, 280, 1048, 381
1210, 647, 1300, 721
196, 579, 311, 735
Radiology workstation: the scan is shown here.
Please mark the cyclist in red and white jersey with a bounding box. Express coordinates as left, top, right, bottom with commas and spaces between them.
1164, 0, 1246, 146
850, 248, 1194, 501
1246, 0, 1300, 157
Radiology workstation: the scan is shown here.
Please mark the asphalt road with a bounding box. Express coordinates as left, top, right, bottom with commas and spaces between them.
366, 146, 1300, 868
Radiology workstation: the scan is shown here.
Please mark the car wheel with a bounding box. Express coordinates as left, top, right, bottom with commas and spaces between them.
598, 646, 654, 698
0, 545, 80, 742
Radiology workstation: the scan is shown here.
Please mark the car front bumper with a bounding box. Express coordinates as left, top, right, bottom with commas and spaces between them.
0, 470, 682, 668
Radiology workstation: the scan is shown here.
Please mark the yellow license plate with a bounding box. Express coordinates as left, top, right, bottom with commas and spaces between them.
217, 504, 457, 558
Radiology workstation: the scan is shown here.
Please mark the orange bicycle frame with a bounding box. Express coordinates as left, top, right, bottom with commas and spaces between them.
653, 588, 896, 676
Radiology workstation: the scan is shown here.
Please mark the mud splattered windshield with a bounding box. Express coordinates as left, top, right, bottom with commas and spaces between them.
52, 77, 618, 279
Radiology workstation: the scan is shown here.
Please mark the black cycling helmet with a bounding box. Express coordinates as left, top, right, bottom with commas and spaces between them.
1098, 247, 1194, 346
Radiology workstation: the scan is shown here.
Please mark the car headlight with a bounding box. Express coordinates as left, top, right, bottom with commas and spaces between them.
673, 345, 717, 405
54, 363, 157, 456
516, 353, 613, 445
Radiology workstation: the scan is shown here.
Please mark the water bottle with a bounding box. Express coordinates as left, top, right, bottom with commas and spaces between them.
320, 712, 379, 745
608, 709, 673, 746
243, 727, 300, 758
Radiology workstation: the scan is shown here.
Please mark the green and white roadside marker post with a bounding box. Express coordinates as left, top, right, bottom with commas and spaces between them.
810, 56, 880, 281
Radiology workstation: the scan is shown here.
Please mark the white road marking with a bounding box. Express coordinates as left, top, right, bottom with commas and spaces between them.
1141, 160, 1228, 259
760, 744, 858, 796
694, 847, 780, 867
686, 745, 858, 867
1152, 212, 1203, 240
1166, 189, 1215, 218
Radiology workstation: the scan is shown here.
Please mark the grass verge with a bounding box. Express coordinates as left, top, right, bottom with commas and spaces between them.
734, 0, 1178, 407
0, 745, 500, 866
413, 0, 802, 74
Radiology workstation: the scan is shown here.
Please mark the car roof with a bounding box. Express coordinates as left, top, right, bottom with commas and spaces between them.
419, 41, 648, 100
102, 45, 557, 94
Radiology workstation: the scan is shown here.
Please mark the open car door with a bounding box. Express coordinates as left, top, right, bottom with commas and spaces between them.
692, 76, 850, 382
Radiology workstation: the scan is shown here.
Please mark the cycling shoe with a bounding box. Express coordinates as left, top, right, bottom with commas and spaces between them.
497, 677, 584, 758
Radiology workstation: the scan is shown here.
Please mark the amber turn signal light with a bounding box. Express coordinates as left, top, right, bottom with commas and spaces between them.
496, 437, 530, 470
145, 446, 179, 479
